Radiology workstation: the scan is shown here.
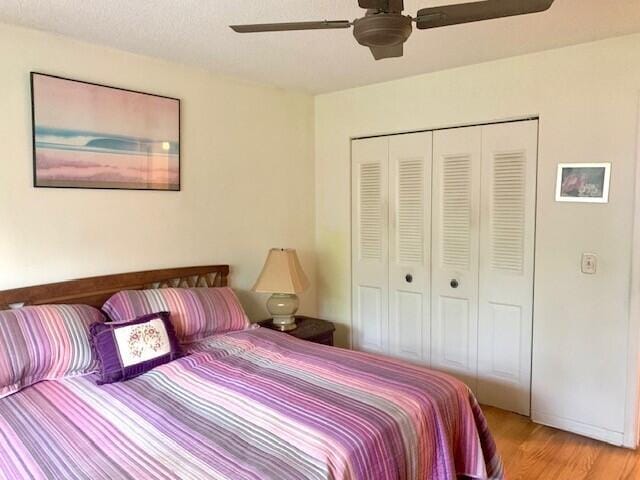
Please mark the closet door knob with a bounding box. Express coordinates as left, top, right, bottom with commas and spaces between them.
405, 274, 413, 283
450, 279, 459, 289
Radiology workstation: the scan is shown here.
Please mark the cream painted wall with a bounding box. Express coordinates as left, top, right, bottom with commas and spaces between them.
0, 23, 317, 320
315, 34, 640, 444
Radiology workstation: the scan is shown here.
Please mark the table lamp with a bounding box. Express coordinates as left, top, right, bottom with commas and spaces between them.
253, 248, 309, 331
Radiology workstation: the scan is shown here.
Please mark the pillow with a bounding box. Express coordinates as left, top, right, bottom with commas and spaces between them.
0, 304, 104, 399
90, 312, 181, 385
102, 287, 250, 343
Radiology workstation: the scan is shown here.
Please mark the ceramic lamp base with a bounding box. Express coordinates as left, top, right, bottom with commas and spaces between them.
266, 293, 299, 331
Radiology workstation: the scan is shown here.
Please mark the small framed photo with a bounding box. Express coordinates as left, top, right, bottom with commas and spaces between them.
555, 163, 611, 203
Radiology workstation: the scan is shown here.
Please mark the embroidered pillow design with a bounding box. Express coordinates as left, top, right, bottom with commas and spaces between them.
115, 319, 170, 366
90, 312, 181, 384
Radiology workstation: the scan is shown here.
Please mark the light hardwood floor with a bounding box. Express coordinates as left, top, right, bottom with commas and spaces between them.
483, 406, 640, 479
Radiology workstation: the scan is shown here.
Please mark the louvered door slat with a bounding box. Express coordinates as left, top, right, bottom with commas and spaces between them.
441, 154, 472, 269
359, 163, 382, 260
397, 158, 425, 264
491, 151, 526, 273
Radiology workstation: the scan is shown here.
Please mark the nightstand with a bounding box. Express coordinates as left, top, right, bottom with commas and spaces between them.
258, 316, 336, 346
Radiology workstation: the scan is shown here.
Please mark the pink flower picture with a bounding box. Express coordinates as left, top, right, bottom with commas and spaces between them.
556, 163, 611, 203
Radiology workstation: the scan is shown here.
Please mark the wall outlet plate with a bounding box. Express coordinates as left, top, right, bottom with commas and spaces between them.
581, 253, 597, 274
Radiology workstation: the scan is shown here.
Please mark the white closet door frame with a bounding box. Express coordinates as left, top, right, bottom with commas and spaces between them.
388, 132, 432, 364
351, 137, 389, 354
477, 120, 538, 415
431, 126, 482, 391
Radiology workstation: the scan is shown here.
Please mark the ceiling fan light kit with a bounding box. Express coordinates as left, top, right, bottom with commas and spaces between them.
353, 13, 412, 48
230, 0, 555, 61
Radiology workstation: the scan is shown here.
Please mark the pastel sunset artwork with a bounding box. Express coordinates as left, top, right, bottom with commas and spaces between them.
31, 73, 180, 190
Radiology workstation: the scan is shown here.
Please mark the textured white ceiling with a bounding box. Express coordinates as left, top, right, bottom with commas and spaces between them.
1, 0, 640, 93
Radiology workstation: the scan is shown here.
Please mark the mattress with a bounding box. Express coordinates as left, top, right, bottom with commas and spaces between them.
0, 327, 503, 480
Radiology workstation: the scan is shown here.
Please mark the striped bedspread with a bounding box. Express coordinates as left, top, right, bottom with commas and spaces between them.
0, 327, 504, 480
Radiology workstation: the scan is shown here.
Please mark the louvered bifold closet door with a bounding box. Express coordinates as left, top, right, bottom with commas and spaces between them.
388, 132, 432, 364
431, 127, 482, 391
352, 137, 389, 353
477, 120, 537, 415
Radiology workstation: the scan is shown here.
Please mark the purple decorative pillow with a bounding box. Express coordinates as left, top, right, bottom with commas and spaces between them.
90, 312, 181, 384
0, 304, 104, 399
102, 287, 250, 343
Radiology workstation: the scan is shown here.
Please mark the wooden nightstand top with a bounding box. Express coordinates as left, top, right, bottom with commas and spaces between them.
257, 316, 335, 345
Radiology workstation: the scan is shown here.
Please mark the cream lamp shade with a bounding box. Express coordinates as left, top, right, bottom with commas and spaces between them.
252, 248, 309, 294
253, 248, 309, 331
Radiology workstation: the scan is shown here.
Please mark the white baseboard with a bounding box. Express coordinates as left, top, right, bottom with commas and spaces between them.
531, 411, 625, 447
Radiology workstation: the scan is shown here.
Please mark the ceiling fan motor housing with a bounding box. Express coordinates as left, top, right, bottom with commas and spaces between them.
353, 13, 412, 47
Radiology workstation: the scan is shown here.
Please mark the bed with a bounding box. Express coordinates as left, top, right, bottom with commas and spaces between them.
0, 266, 503, 480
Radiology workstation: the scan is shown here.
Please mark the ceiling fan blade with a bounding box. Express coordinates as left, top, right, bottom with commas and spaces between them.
415, 0, 554, 29
230, 20, 351, 33
370, 44, 403, 60
358, 0, 404, 12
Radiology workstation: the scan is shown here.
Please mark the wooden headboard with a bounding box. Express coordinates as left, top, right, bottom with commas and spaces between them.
0, 265, 229, 310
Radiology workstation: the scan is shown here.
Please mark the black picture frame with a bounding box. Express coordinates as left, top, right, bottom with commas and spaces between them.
30, 72, 181, 191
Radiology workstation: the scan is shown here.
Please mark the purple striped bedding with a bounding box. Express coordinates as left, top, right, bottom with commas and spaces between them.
0, 327, 504, 480
0, 304, 104, 399
102, 287, 250, 343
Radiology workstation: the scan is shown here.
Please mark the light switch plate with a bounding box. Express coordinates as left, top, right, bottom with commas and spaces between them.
581, 253, 597, 274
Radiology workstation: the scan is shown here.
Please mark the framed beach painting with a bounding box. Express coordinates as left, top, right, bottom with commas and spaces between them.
31, 72, 180, 191
555, 163, 611, 203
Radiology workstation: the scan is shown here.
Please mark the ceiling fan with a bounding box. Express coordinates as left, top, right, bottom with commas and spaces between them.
230, 0, 555, 60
